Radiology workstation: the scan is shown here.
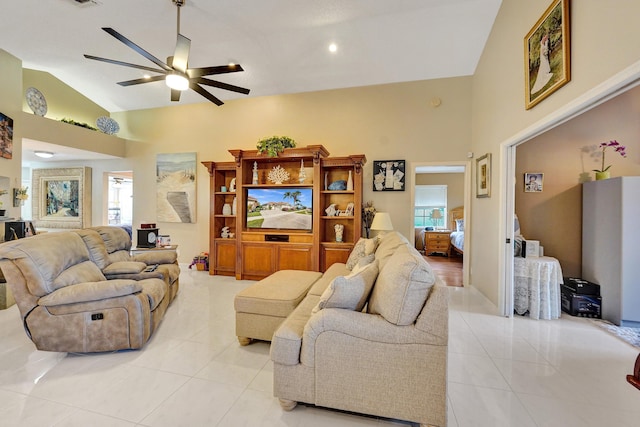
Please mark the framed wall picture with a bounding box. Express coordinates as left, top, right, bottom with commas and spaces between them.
475, 153, 491, 198
0, 112, 13, 160
373, 160, 405, 191
156, 152, 196, 223
32, 167, 92, 229
524, 0, 571, 109
524, 172, 544, 192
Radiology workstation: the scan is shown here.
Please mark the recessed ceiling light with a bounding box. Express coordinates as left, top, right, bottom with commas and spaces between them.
328, 43, 337, 53
34, 151, 54, 158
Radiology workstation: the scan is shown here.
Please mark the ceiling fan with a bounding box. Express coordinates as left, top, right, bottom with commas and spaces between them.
84, 0, 250, 106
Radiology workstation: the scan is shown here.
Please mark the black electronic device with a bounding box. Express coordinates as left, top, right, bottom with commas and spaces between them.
562, 277, 600, 296
137, 228, 159, 248
4, 221, 26, 241
265, 234, 289, 242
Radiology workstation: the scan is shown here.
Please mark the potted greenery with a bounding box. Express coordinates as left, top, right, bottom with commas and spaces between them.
256, 136, 296, 157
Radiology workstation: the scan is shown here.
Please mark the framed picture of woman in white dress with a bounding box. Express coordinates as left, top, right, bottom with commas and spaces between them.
524, 0, 570, 110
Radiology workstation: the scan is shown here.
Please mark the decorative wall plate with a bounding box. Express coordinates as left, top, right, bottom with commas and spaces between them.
96, 116, 120, 135
25, 87, 47, 116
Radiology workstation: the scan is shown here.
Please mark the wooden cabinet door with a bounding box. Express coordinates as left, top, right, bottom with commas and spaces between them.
213, 240, 236, 276
242, 243, 275, 279
321, 245, 352, 271
277, 245, 313, 271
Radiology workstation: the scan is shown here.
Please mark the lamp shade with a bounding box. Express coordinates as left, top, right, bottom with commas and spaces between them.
431, 209, 442, 219
370, 212, 394, 231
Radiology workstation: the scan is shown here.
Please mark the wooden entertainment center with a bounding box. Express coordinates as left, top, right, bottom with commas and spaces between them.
203, 145, 366, 280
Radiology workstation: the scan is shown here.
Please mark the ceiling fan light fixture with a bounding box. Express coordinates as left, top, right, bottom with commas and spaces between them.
34, 150, 54, 158
166, 72, 189, 91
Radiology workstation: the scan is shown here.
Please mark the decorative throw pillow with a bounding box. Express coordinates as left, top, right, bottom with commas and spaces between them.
312, 260, 379, 314
456, 219, 465, 232
345, 237, 378, 270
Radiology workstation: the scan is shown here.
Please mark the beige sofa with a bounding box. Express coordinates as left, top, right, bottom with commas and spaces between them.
269, 231, 448, 427
0, 227, 179, 353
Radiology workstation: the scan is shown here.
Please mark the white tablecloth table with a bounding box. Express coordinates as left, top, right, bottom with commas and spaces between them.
513, 256, 563, 320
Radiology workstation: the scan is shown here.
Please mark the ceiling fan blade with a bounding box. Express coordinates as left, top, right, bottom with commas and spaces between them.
171, 89, 181, 102
84, 54, 167, 74
117, 75, 166, 86
190, 83, 224, 106
196, 77, 251, 95
172, 34, 191, 74
187, 64, 244, 78
102, 27, 173, 72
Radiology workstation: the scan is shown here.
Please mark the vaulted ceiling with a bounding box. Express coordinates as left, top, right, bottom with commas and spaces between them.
2, 0, 501, 112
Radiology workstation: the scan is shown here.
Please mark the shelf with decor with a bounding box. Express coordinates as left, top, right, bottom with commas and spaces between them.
202, 161, 237, 276
204, 145, 365, 280
318, 155, 366, 271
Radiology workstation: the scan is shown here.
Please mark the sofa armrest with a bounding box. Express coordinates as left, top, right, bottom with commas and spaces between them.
133, 251, 177, 265
38, 280, 142, 307
300, 308, 446, 367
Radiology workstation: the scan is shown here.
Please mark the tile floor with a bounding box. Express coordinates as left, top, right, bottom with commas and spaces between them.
1, 266, 639, 426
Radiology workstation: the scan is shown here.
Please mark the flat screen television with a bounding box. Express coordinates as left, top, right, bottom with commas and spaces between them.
246, 187, 313, 231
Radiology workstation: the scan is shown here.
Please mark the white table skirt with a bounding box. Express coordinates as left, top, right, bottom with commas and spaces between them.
514, 256, 563, 320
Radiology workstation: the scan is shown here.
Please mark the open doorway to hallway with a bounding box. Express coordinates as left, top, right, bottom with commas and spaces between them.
106, 171, 133, 226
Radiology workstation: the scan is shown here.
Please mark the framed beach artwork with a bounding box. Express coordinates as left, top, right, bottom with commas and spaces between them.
476, 153, 491, 198
156, 152, 196, 223
524, 0, 571, 109
0, 112, 13, 160
372, 160, 405, 191
524, 172, 544, 192
32, 167, 92, 229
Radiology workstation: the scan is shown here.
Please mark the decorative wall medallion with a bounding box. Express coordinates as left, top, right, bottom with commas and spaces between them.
25, 87, 48, 116
96, 116, 120, 135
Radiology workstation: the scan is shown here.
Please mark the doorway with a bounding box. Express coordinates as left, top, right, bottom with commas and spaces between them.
500, 61, 640, 316
106, 171, 133, 226
410, 161, 471, 287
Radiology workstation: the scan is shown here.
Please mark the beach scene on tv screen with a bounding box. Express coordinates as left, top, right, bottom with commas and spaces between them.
247, 188, 312, 230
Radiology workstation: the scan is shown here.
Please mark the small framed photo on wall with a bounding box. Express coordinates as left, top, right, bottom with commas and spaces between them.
524, 173, 544, 192
373, 160, 405, 191
475, 153, 491, 198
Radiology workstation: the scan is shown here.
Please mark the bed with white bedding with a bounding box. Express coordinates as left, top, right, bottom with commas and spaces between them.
449, 206, 464, 255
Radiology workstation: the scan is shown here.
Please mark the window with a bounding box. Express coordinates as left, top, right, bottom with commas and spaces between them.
415, 185, 447, 228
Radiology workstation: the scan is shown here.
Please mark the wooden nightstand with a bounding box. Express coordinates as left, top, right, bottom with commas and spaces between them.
425, 230, 451, 256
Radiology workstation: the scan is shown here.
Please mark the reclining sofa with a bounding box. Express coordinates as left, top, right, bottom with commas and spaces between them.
269, 231, 448, 427
0, 227, 179, 353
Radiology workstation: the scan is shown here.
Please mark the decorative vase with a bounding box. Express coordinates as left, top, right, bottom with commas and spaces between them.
347, 170, 353, 191
232, 197, 237, 215
298, 159, 306, 183
222, 203, 232, 216
595, 171, 611, 181
252, 161, 259, 185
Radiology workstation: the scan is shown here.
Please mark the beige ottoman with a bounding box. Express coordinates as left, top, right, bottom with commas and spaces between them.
234, 270, 322, 345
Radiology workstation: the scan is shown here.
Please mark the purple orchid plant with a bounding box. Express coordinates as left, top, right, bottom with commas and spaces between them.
594, 140, 627, 173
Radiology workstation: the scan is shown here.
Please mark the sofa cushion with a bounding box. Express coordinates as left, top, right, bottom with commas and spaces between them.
307, 263, 350, 297
74, 229, 112, 270
103, 261, 147, 275
374, 231, 410, 270
368, 247, 436, 325
53, 261, 107, 291
312, 260, 379, 314
345, 237, 378, 270
38, 279, 142, 306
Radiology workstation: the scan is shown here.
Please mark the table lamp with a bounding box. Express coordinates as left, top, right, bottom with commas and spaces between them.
370, 212, 394, 235
431, 209, 443, 229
